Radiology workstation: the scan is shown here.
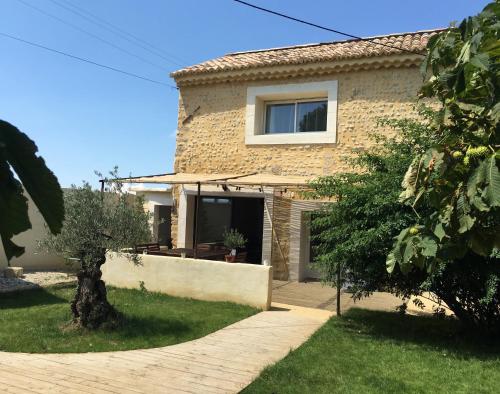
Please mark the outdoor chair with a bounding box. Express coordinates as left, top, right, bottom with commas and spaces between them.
135, 243, 161, 254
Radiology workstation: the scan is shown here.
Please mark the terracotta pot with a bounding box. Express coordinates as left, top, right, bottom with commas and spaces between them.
225, 255, 236, 263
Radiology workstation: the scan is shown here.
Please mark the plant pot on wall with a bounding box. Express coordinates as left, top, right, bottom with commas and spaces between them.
225, 254, 236, 263
225, 248, 237, 263
222, 229, 247, 264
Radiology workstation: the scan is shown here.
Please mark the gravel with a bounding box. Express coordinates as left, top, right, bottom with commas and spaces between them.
0, 271, 76, 293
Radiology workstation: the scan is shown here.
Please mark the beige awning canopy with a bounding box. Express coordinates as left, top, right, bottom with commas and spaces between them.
112, 172, 312, 187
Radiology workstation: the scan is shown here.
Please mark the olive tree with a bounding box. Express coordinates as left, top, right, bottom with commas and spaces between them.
41, 171, 151, 329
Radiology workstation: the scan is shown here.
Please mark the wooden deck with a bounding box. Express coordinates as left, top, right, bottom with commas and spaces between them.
0, 304, 331, 393
272, 280, 432, 314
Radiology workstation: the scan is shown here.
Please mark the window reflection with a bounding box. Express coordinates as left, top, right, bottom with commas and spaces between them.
297, 101, 327, 132
264, 100, 327, 134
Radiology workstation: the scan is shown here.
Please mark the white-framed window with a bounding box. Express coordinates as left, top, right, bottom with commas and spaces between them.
245, 81, 337, 145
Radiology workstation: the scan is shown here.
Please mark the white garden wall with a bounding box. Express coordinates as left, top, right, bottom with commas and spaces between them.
0, 191, 68, 270
102, 253, 273, 310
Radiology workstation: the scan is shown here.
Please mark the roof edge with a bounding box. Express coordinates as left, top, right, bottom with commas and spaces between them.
224, 28, 447, 57
170, 28, 445, 80
173, 53, 423, 86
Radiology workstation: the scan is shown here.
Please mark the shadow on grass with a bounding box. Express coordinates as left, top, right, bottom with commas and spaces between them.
113, 314, 193, 339
0, 283, 73, 309
342, 308, 500, 360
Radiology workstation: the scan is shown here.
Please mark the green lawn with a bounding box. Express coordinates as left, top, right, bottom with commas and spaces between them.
243, 309, 500, 394
0, 283, 257, 353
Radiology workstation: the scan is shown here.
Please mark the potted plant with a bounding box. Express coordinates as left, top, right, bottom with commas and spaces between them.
222, 228, 247, 263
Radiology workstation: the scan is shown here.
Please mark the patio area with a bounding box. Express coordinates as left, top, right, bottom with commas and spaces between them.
272, 280, 447, 315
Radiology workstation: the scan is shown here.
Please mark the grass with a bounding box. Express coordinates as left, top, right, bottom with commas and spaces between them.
243, 308, 500, 394
0, 283, 257, 353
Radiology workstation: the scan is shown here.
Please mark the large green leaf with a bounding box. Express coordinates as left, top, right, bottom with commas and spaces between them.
399, 157, 420, 201
386, 251, 397, 274
467, 159, 487, 198
469, 53, 490, 70
434, 222, 446, 241
0, 120, 64, 261
0, 154, 29, 260
419, 236, 438, 257
483, 156, 500, 207
459, 214, 476, 233
490, 102, 500, 124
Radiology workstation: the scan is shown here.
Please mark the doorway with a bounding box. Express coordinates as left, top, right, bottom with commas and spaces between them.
196, 196, 264, 263
154, 205, 172, 248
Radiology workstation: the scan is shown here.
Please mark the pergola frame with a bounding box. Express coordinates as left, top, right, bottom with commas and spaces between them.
102, 172, 313, 260
101, 171, 344, 315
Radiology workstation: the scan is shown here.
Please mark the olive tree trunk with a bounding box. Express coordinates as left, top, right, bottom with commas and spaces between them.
71, 249, 118, 329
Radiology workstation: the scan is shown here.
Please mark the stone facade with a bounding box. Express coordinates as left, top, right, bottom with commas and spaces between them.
174, 67, 421, 176
171, 61, 424, 280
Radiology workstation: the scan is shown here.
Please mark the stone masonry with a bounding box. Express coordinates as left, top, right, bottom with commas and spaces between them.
170, 65, 424, 246
166, 27, 436, 282
174, 67, 422, 176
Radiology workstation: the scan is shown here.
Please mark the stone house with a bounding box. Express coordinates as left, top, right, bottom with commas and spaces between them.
130, 30, 439, 281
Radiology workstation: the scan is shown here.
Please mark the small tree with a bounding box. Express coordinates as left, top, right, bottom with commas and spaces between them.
0, 120, 64, 263
388, 2, 499, 331
41, 171, 151, 329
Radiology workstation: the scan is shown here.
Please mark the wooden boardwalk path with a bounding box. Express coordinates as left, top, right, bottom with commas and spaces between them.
0, 303, 332, 393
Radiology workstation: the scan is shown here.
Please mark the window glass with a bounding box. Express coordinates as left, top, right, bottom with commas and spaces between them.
297, 101, 327, 132
198, 197, 231, 243
265, 103, 295, 133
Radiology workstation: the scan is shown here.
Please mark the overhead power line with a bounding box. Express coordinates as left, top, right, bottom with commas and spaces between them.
0, 32, 177, 88
15, 0, 168, 72
232, 0, 426, 57
48, 0, 188, 68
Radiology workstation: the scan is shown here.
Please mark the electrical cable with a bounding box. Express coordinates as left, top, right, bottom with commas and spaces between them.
15, 0, 170, 72
232, 0, 426, 57
0, 32, 177, 88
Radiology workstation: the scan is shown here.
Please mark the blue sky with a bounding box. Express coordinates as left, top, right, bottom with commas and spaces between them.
0, 0, 489, 187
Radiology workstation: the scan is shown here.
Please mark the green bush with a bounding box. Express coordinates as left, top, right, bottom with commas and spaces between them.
309, 107, 436, 302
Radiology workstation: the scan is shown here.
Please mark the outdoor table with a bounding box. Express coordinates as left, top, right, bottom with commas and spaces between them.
148, 248, 228, 261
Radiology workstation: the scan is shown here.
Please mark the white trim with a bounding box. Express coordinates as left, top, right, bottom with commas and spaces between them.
245, 81, 338, 145
288, 200, 325, 281
177, 189, 188, 247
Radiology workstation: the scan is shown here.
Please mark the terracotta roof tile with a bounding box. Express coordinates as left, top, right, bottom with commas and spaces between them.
171, 29, 444, 79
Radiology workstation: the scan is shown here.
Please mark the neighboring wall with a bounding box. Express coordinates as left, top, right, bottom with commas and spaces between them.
0, 192, 67, 270
134, 189, 173, 214
132, 188, 173, 242
102, 252, 273, 310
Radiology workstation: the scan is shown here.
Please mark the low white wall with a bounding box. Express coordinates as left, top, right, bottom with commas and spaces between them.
0, 191, 68, 270
102, 253, 273, 310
